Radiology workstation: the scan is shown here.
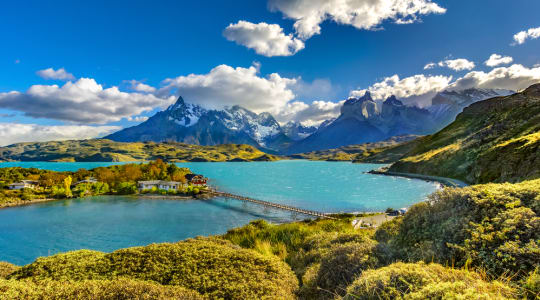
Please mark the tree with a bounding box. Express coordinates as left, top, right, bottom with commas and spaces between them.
63, 176, 73, 198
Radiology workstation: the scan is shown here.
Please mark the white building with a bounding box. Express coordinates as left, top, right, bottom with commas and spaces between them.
8, 180, 39, 190
137, 180, 184, 191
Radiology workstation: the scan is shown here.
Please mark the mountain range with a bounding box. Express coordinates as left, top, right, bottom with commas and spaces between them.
105, 88, 513, 154
105, 97, 292, 152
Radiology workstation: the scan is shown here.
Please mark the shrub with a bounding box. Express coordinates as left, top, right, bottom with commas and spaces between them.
343, 262, 516, 300
0, 278, 204, 299
11, 238, 298, 299
116, 182, 137, 195
0, 262, 19, 279
375, 179, 540, 277
314, 240, 379, 298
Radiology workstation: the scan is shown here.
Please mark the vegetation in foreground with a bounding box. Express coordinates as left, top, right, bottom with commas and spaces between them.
0, 179, 538, 299
5, 238, 297, 299
389, 83, 540, 184
0, 139, 280, 162
0, 160, 205, 208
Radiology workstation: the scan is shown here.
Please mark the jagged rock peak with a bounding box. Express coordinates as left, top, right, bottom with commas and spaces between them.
384, 95, 403, 106
167, 96, 186, 110
344, 91, 373, 106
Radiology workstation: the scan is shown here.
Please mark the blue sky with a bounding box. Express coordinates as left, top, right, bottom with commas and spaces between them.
0, 0, 539, 145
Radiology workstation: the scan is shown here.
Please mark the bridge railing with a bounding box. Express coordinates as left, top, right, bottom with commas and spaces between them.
208, 191, 336, 220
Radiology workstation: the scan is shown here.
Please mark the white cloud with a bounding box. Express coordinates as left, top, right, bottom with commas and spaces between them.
513, 26, 540, 45
160, 64, 297, 113
274, 100, 344, 126
485, 54, 513, 67
36, 67, 75, 81
124, 80, 156, 93
351, 63, 540, 107
223, 21, 305, 57
0, 78, 174, 124
128, 116, 149, 122
0, 123, 120, 146
450, 64, 540, 91
425, 58, 475, 71
268, 0, 446, 40
424, 63, 436, 70
350, 74, 453, 106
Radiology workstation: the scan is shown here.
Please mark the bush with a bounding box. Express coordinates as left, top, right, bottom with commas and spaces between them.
0, 278, 204, 299
11, 238, 298, 299
343, 262, 516, 300
314, 240, 379, 299
116, 182, 137, 195
0, 262, 19, 279
375, 179, 540, 277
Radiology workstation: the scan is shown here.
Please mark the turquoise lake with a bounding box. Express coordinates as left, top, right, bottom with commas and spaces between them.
0, 161, 439, 265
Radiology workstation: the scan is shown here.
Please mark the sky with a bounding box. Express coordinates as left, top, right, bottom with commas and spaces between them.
1, 0, 539, 145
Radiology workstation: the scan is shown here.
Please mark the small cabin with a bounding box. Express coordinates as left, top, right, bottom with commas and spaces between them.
185, 174, 208, 187
8, 180, 38, 190
137, 180, 184, 191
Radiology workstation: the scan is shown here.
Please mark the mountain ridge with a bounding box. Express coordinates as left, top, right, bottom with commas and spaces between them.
388, 83, 540, 184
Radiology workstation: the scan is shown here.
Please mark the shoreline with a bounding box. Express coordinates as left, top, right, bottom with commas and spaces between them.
368, 169, 469, 188
0, 198, 59, 209
0, 193, 203, 210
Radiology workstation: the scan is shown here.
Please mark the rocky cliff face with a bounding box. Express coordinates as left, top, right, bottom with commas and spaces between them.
286, 92, 434, 154
282, 121, 317, 141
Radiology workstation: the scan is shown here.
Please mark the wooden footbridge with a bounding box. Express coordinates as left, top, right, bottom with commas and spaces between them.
208, 191, 336, 220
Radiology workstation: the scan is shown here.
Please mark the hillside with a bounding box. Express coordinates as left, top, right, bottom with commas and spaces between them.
0, 139, 280, 162
389, 83, 540, 184
290, 135, 420, 163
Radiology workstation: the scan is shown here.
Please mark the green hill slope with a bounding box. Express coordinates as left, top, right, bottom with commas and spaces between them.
389, 83, 540, 184
0, 139, 280, 162
289, 135, 420, 163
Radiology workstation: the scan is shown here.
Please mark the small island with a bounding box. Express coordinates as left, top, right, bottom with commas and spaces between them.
0, 160, 208, 209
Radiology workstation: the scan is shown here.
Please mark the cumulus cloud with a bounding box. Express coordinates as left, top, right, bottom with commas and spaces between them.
485, 54, 513, 67
124, 80, 156, 93
268, 0, 446, 40
36, 67, 75, 81
0, 123, 120, 146
450, 64, 540, 91
0, 78, 174, 124
274, 100, 344, 126
351, 63, 540, 107
424, 58, 475, 71
513, 26, 540, 45
223, 21, 305, 57
160, 64, 297, 113
350, 74, 453, 106
128, 116, 149, 122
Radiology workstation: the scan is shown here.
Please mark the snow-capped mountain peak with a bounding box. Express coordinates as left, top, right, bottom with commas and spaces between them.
166, 96, 206, 127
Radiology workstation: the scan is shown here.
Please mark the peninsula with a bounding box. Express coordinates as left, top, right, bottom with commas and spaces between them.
0, 160, 208, 208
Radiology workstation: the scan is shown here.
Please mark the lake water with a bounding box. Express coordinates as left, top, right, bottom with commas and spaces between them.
0, 161, 438, 265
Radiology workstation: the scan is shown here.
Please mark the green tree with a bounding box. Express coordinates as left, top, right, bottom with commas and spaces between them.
63, 176, 73, 198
